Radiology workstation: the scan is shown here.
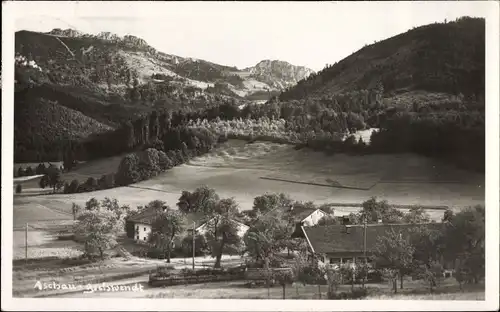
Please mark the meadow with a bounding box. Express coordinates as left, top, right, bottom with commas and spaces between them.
51, 277, 484, 300
13, 139, 484, 260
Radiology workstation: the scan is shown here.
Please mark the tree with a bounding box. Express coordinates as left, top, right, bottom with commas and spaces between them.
46, 166, 62, 193
372, 228, 415, 293
39, 175, 49, 189
115, 153, 140, 186
177, 185, 220, 214
317, 214, 338, 226
25, 166, 34, 176
67, 179, 80, 193
149, 206, 185, 263
85, 197, 101, 211
252, 193, 293, 215
72, 203, 81, 220
443, 205, 485, 284
74, 198, 129, 259
204, 197, 242, 268
244, 208, 292, 270
74, 208, 123, 260
409, 225, 444, 290
17, 167, 25, 177
35, 163, 47, 175
182, 233, 208, 257
404, 206, 431, 224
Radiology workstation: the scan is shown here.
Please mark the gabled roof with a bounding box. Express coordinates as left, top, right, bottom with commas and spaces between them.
302, 222, 446, 254
259, 205, 326, 224
127, 207, 163, 225
289, 206, 325, 222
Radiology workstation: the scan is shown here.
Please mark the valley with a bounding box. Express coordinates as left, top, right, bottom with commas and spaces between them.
14, 139, 484, 227
9, 12, 487, 303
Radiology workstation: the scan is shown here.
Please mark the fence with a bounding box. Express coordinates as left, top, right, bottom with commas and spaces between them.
149, 270, 245, 287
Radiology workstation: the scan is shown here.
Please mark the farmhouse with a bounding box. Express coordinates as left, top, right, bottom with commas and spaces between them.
300, 222, 446, 266
126, 207, 249, 243
323, 203, 449, 218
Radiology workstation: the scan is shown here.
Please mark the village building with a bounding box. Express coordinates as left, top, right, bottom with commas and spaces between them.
126, 207, 249, 243
300, 222, 446, 266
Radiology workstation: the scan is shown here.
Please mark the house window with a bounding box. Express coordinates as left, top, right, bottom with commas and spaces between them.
143, 237, 147, 241
136, 235, 139, 240
144, 227, 146, 231
136, 226, 139, 230
330, 257, 340, 264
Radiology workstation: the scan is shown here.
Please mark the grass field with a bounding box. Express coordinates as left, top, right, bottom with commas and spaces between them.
51, 277, 484, 300
12, 140, 484, 261
12, 140, 484, 225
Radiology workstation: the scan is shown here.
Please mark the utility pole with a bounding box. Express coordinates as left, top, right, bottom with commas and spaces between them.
363, 217, 368, 287
192, 221, 195, 270
25, 222, 28, 262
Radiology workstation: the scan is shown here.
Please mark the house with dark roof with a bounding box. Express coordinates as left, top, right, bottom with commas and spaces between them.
126, 207, 249, 243
301, 222, 446, 266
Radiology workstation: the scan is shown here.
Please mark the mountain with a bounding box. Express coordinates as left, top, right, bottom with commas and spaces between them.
14, 90, 113, 162
15, 28, 314, 104
243, 60, 314, 90
279, 17, 484, 103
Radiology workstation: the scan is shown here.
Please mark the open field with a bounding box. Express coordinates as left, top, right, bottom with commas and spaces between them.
12, 139, 484, 262
13, 140, 484, 228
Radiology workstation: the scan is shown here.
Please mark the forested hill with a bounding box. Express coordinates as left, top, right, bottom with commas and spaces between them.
279, 17, 485, 101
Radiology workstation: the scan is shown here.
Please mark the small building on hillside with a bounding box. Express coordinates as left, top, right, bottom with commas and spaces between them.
301, 222, 446, 266
126, 207, 249, 243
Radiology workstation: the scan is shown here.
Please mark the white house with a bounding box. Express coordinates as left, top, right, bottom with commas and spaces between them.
126, 208, 249, 243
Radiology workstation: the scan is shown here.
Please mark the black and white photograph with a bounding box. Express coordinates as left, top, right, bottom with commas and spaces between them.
2, 1, 499, 311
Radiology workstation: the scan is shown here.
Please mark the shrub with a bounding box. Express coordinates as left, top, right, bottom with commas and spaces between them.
328, 287, 368, 300
158, 150, 172, 170
25, 166, 35, 176
115, 153, 140, 186
15, 184, 22, 194
57, 234, 76, 241
68, 179, 80, 193
17, 167, 25, 177
39, 174, 49, 189
36, 163, 47, 175
63, 182, 71, 194
81, 177, 98, 191
98, 174, 115, 190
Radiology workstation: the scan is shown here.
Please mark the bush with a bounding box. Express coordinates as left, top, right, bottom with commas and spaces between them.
328, 287, 368, 299
57, 234, 76, 241
61, 257, 94, 266
36, 163, 47, 175
68, 179, 80, 193
25, 166, 35, 176
115, 153, 140, 186
39, 174, 49, 189
15, 184, 23, 194
98, 174, 115, 190
158, 151, 173, 170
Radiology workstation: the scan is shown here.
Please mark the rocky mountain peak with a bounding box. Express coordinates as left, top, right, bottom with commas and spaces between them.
244, 60, 315, 90
47, 28, 83, 38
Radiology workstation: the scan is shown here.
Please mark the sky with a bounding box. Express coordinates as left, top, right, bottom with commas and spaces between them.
11, 1, 492, 72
